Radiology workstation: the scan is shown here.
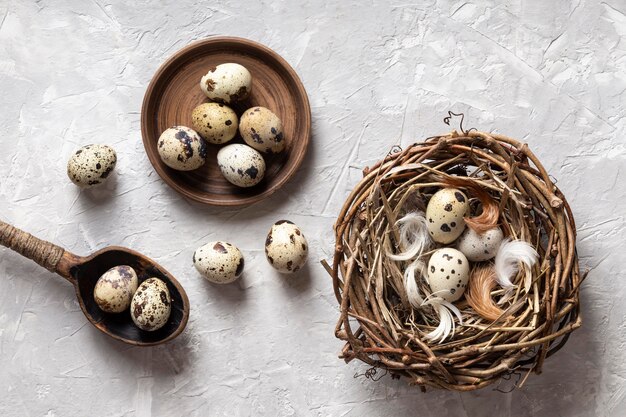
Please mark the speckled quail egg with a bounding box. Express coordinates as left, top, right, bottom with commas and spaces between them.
426, 188, 470, 244
457, 227, 504, 262
427, 248, 470, 303
200, 63, 252, 104
93, 265, 138, 313
239, 106, 285, 154
217, 144, 266, 187
67, 144, 117, 188
157, 126, 207, 171
193, 241, 244, 284
130, 278, 171, 331
265, 220, 308, 274
191, 103, 239, 144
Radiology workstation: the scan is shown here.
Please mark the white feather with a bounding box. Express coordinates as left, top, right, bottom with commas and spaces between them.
388, 211, 431, 261
404, 259, 426, 308
421, 296, 463, 343
494, 239, 538, 289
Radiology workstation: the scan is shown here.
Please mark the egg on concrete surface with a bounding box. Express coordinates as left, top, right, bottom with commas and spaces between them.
130, 278, 171, 332
426, 188, 469, 244
193, 241, 244, 284
191, 102, 238, 144
239, 106, 285, 154
217, 144, 266, 188
67, 144, 117, 188
200, 63, 252, 104
265, 220, 308, 274
93, 265, 138, 313
457, 227, 504, 262
427, 248, 470, 302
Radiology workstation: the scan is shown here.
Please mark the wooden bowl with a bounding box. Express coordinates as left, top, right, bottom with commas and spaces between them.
141, 37, 311, 206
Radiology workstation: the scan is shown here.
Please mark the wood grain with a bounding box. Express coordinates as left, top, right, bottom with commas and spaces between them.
141, 37, 311, 206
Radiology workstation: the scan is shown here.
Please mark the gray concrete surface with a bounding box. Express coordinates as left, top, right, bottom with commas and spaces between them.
0, 0, 623, 416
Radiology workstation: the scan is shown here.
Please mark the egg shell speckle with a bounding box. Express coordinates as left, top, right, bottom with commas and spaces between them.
265, 220, 308, 274
157, 126, 207, 171
217, 144, 266, 187
427, 248, 470, 303
426, 188, 470, 244
191, 103, 238, 144
239, 106, 285, 154
200, 63, 251, 104
457, 227, 504, 262
93, 265, 138, 313
67, 144, 117, 188
130, 278, 171, 332
193, 241, 244, 284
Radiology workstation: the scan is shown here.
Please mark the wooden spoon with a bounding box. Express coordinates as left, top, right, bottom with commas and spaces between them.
0, 220, 189, 346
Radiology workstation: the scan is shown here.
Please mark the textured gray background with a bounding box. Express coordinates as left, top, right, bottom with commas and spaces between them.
0, 0, 623, 416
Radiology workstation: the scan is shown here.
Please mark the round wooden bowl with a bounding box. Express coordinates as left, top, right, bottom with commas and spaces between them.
141, 37, 311, 206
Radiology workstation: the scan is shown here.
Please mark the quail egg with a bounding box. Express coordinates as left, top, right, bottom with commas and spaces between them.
217, 144, 266, 187
193, 241, 244, 284
191, 103, 239, 144
130, 278, 171, 332
427, 248, 470, 303
200, 63, 252, 104
265, 220, 308, 274
67, 144, 117, 188
426, 188, 469, 244
457, 227, 504, 262
93, 265, 138, 313
157, 126, 207, 171
239, 106, 285, 154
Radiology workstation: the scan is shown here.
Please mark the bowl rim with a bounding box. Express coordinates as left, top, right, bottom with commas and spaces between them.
140, 36, 312, 206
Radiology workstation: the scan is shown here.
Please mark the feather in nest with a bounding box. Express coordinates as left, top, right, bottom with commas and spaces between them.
494, 238, 539, 291
387, 211, 431, 261
421, 295, 463, 343
443, 176, 499, 234
465, 264, 504, 321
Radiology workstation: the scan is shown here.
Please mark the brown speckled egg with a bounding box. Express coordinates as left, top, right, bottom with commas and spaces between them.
425, 188, 469, 244
457, 227, 504, 262
427, 248, 470, 302
130, 278, 171, 331
193, 241, 244, 284
93, 265, 138, 313
265, 220, 308, 274
191, 103, 238, 144
239, 106, 285, 154
217, 144, 265, 187
157, 126, 207, 171
200, 63, 251, 104
67, 144, 117, 188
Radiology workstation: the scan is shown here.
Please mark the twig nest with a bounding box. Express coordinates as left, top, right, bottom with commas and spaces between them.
326, 130, 582, 391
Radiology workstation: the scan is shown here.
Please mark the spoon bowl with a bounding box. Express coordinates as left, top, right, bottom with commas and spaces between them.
1, 220, 189, 346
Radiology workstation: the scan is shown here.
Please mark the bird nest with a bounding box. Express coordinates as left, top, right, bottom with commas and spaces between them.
323, 129, 583, 391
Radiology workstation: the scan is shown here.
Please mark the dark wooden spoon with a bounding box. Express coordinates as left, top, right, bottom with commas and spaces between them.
0, 219, 189, 346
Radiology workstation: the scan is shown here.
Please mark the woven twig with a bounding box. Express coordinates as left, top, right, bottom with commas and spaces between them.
0, 220, 64, 272
324, 130, 582, 391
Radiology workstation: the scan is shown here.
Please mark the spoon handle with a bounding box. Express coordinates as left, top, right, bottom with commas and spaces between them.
0, 220, 66, 273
